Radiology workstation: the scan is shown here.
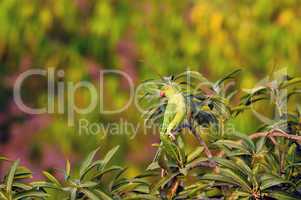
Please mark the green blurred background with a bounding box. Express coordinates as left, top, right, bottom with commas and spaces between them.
0, 0, 300, 178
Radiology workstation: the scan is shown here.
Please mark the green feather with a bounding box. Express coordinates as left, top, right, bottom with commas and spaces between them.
158, 84, 187, 166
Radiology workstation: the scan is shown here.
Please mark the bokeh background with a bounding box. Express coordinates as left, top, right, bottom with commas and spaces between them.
0, 0, 300, 178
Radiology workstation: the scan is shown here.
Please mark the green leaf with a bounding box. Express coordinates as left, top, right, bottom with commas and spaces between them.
14, 166, 32, 179
93, 189, 113, 200
200, 173, 238, 185
114, 181, 145, 194
81, 160, 103, 181
146, 162, 160, 171
220, 169, 252, 192
31, 181, 60, 190
285, 163, 301, 170
160, 135, 182, 164
174, 71, 208, 83
234, 158, 253, 177
80, 147, 100, 178
0, 192, 6, 199
14, 190, 48, 200
80, 189, 101, 200
42, 171, 61, 187
214, 140, 251, 155
255, 137, 266, 153
65, 160, 71, 179
6, 159, 19, 194
0, 156, 9, 161
260, 176, 292, 190
101, 146, 120, 170
187, 147, 204, 163
280, 77, 301, 89
123, 194, 158, 200
108, 167, 127, 192
151, 172, 179, 192
269, 191, 300, 200
214, 69, 241, 87
287, 143, 297, 164
232, 133, 255, 153
92, 166, 123, 180
12, 182, 32, 190
79, 181, 98, 188
213, 157, 247, 176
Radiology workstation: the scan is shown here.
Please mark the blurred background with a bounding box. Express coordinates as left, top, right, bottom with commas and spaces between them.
0, 0, 300, 178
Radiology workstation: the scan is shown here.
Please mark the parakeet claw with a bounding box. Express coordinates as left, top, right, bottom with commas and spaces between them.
167, 133, 176, 141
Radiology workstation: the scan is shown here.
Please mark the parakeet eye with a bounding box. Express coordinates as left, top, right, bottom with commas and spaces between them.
160, 91, 166, 97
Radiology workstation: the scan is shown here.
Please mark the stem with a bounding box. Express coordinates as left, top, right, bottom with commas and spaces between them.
182, 123, 213, 158
249, 130, 301, 142
188, 160, 217, 170
269, 136, 277, 145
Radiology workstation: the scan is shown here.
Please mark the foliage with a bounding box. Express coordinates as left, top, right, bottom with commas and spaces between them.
1, 70, 301, 199
1, 1, 301, 173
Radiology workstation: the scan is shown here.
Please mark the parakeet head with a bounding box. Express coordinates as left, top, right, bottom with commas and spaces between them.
159, 84, 179, 98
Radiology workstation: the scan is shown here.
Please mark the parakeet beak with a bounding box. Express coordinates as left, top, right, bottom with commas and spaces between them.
160, 91, 165, 97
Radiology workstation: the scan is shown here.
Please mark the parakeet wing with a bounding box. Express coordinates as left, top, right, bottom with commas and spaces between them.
160, 103, 177, 134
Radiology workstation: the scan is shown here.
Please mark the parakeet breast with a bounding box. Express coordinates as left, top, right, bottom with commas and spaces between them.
169, 93, 186, 113
160, 92, 186, 135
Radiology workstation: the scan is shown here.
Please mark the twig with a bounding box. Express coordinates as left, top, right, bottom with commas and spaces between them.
188, 160, 217, 170
268, 136, 277, 145
249, 129, 301, 142
182, 123, 213, 158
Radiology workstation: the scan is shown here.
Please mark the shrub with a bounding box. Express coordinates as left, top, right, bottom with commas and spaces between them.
1, 70, 301, 199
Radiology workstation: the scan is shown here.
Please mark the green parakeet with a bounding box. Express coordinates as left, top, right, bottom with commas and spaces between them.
159, 84, 186, 137
156, 83, 187, 166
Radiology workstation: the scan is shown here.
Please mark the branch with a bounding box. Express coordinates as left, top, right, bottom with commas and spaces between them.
182, 123, 213, 158
249, 130, 301, 142
188, 160, 217, 170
